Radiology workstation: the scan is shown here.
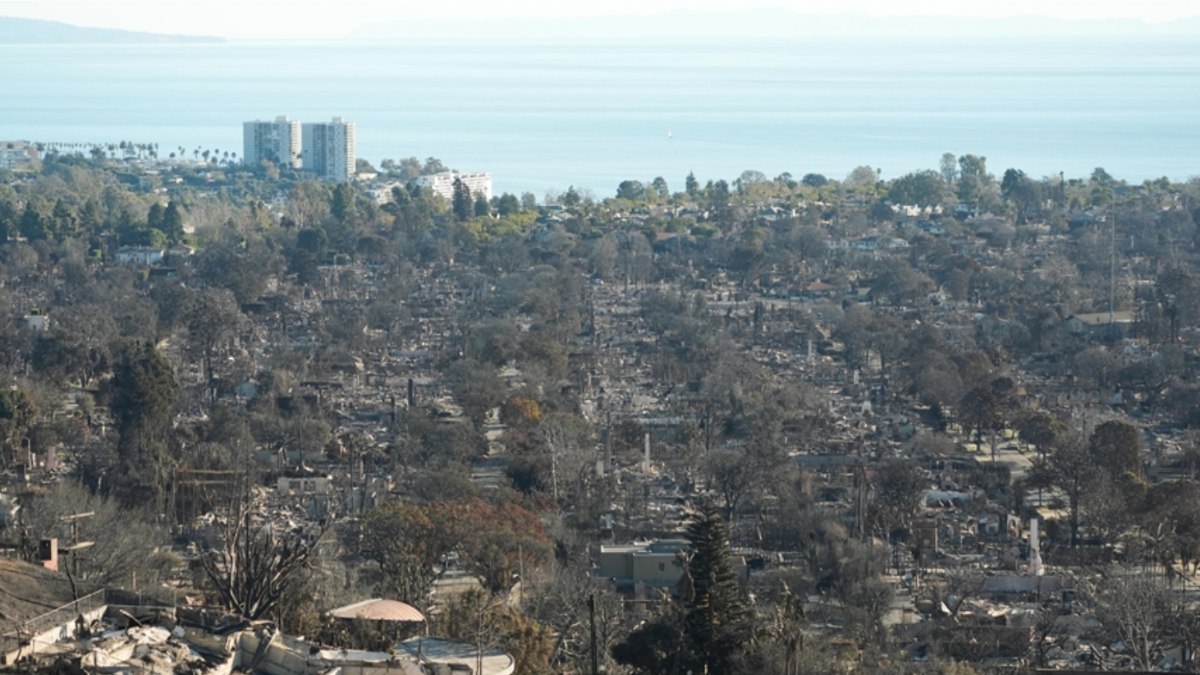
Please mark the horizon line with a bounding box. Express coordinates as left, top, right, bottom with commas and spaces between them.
2, 9, 1199, 42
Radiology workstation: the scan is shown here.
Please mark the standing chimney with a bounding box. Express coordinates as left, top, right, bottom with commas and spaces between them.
642, 432, 651, 471
602, 427, 612, 474
1029, 518, 1043, 577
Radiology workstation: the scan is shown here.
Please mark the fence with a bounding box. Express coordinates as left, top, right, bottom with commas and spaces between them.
0, 588, 105, 661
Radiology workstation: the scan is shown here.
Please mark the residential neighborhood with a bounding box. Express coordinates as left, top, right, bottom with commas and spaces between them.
0, 145, 1199, 673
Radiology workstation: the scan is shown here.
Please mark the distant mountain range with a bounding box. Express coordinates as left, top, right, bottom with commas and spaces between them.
348, 9, 1200, 42
0, 17, 222, 44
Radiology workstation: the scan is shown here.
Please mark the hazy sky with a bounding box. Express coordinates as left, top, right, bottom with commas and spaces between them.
1, 0, 1197, 39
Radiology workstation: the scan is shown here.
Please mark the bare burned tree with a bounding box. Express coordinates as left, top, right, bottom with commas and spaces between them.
1092, 569, 1174, 671
199, 501, 321, 621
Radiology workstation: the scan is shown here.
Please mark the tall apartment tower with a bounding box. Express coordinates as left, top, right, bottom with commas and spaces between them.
242, 115, 301, 169
301, 117, 356, 182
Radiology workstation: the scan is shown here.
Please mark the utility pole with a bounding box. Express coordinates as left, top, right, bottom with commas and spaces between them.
1109, 209, 1117, 327
589, 592, 599, 675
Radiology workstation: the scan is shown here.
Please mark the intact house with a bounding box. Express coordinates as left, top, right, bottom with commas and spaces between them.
597, 539, 689, 591
1064, 310, 1135, 338
115, 246, 164, 266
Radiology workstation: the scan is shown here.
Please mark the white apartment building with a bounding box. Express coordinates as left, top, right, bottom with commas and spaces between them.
0, 141, 40, 170
301, 117, 356, 182
418, 171, 493, 203
242, 116, 301, 169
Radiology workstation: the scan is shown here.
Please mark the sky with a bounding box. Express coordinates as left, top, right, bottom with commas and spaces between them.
0, 0, 1197, 39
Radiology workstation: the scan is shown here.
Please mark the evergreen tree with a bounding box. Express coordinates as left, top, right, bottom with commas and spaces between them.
560, 186, 581, 208
331, 183, 356, 224
495, 193, 521, 216
1089, 420, 1142, 480
51, 199, 78, 241
147, 202, 165, 231
0, 198, 15, 243
78, 198, 102, 236
162, 200, 185, 243
452, 177, 473, 221
0, 385, 34, 469
682, 506, 750, 673
110, 341, 178, 508
19, 201, 48, 241
706, 179, 733, 230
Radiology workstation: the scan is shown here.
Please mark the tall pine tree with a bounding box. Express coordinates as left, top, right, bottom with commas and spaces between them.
613, 507, 751, 674
110, 341, 178, 509
682, 506, 750, 673
452, 177, 473, 222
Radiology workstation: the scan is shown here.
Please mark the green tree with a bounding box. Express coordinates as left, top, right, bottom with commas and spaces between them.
186, 289, 246, 406
452, 177, 473, 221
0, 385, 34, 469
612, 618, 682, 674
19, 200, 49, 241
560, 186, 581, 208
649, 176, 669, 200
845, 165, 879, 192
707, 179, 733, 228
940, 152, 958, 186
957, 154, 994, 207
162, 200, 184, 243
735, 169, 768, 197
109, 341, 178, 508
147, 202, 165, 231
423, 157, 448, 174
495, 193, 521, 216
681, 507, 750, 674
0, 198, 15, 242
1016, 411, 1063, 459
1000, 168, 1042, 223
616, 179, 646, 201
887, 170, 948, 207
50, 199, 78, 240
1089, 420, 1142, 482
331, 182, 357, 224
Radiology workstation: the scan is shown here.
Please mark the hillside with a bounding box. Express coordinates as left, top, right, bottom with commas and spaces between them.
0, 558, 79, 624
0, 17, 221, 44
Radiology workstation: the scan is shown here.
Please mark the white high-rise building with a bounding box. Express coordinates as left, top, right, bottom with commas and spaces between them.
301, 117, 356, 182
418, 171, 493, 203
242, 115, 301, 169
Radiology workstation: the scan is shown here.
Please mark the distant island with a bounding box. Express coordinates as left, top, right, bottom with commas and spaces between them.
0, 16, 222, 44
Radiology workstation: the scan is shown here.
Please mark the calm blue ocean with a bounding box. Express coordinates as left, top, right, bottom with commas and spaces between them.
1, 37, 1197, 196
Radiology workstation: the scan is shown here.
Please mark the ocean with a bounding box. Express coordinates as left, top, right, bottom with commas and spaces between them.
1, 37, 1197, 196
